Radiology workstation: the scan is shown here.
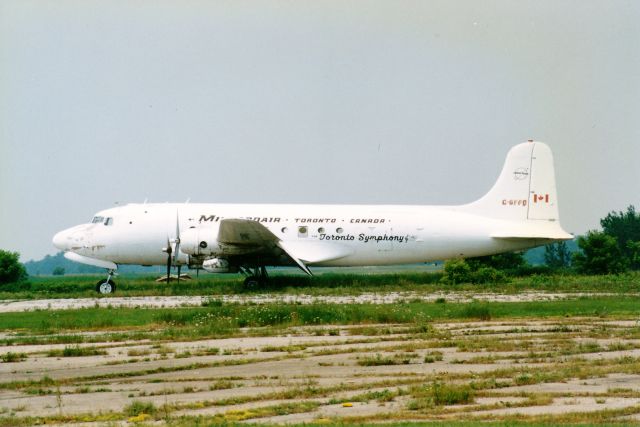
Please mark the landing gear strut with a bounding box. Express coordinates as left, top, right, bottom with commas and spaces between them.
242, 266, 268, 289
96, 269, 116, 294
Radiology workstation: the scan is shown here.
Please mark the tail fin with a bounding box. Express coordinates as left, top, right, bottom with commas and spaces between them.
463, 141, 565, 225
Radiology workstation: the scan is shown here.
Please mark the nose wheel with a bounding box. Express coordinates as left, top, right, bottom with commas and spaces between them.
96, 270, 116, 294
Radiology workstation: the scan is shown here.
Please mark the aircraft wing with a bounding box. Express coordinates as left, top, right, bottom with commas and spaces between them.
217, 219, 351, 275
218, 219, 280, 249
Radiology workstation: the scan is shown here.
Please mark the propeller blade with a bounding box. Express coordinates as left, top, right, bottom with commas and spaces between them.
173, 210, 181, 264
176, 211, 180, 238
164, 211, 182, 284
173, 211, 183, 284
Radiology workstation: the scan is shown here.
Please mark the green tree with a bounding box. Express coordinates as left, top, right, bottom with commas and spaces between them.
628, 241, 640, 271
441, 259, 472, 284
572, 231, 627, 274
544, 241, 571, 269
0, 250, 28, 285
52, 266, 65, 276
600, 205, 640, 270
467, 252, 526, 271
441, 258, 506, 284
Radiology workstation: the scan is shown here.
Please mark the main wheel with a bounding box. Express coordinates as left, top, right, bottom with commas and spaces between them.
96, 279, 116, 294
243, 276, 262, 289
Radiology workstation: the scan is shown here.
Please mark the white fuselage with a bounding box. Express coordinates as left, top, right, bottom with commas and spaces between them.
53, 142, 573, 275
53, 202, 549, 269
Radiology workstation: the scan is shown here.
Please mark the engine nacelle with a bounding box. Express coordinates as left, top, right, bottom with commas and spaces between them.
180, 226, 223, 256
202, 257, 236, 273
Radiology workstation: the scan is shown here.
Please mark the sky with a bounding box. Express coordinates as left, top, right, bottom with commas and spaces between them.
1, 0, 639, 261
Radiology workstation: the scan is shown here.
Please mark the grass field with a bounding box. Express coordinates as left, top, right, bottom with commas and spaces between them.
2, 311, 640, 425
3, 271, 640, 425
2, 269, 640, 299
1, 297, 640, 345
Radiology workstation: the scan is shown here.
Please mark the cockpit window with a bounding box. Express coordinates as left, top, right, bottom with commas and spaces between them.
104, 217, 113, 226
91, 216, 104, 224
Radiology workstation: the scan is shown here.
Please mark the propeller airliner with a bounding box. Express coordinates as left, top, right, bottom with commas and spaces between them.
53, 141, 572, 293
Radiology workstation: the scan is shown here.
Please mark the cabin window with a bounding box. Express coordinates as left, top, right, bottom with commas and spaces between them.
298, 226, 308, 238
318, 227, 325, 234
281, 227, 288, 233
336, 227, 344, 234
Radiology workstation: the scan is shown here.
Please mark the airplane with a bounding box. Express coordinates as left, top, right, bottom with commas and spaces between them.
53, 140, 572, 294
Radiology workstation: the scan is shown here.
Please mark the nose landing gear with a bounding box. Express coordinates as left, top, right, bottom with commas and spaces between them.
96, 270, 116, 294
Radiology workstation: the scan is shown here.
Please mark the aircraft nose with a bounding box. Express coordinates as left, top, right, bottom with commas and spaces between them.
52, 230, 69, 251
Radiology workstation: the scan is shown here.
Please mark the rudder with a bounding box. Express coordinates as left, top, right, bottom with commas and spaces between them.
462, 141, 560, 222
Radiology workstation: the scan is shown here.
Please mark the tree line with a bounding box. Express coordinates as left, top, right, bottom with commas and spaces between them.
442, 205, 640, 283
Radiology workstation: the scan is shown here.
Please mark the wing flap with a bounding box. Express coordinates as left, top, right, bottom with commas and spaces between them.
218, 219, 315, 276
276, 242, 313, 275
277, 240, 354, 264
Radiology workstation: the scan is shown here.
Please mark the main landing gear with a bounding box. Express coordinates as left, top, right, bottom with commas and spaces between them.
241, 266, 268, 289
96, 269, 116, 294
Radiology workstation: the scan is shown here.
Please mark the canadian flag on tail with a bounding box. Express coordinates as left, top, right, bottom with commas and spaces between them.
533, 193, 549, 203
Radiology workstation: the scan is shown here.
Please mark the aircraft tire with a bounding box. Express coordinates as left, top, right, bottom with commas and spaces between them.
243, 276, 262, 289
96, 279, 116, 294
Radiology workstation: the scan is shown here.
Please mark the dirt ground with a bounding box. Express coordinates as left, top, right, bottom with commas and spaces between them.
3, 314, 640, 425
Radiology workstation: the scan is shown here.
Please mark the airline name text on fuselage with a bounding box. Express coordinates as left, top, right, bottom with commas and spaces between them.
199, 215, 282, 223
319, 233, 409, 243
199, 215, 388, 224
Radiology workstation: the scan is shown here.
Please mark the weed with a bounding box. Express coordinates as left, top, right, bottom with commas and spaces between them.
0, 352, 26, 363
357, 353, 412, 366
515, 373, 537, 385
350, 389, 397, 403
127, 348, 151, 357
201, 297, 223, 307
460, 304, 492, 320
47, 346, 107, 357
407, 381, 475, 409
209, 380, 235, 391
124, 400, 157, 417
423, 351, 444, 363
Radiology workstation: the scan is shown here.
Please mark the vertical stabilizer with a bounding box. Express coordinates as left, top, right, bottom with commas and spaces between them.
462, 141, 561, 223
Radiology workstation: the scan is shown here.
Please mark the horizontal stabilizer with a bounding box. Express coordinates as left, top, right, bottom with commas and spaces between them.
64, 252, 118, 270
491, 230, 573, 240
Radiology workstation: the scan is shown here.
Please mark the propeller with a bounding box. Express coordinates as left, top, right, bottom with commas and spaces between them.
165, 242, 172, 282
163, 211, 182, 283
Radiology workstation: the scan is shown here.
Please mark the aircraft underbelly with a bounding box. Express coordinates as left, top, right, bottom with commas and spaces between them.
310, 235, 540, 267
